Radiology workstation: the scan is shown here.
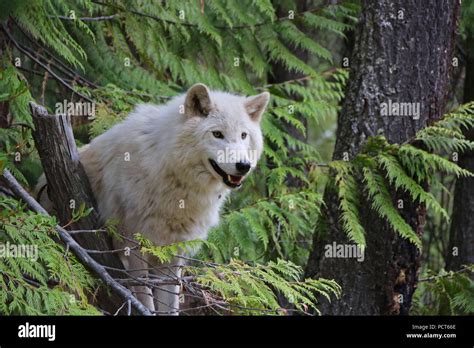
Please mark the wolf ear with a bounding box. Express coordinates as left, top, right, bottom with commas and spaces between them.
184, 83, 212, 117
244, 92, 270, 123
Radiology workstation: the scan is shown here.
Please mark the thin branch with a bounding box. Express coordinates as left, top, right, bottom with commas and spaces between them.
176, 254, 220, 268
113, 300, 129, 316
12, 20, 176, 102
52, 14, 119, 22
116, 275, 196, 287
16, 65, 68, 81
418, 266, 473, 283
8, 122, 35, 131
259, 67, 342, 90
91, 0, 200, 28
84, 245, 139, 254
2, 169, 153, 316
1, 25, 95, 104
13, 20, 100, 89
0, 186, 15, 198
92, 0, 341, 30
13, 20, 174, 100
68, 229, 108, 234
130, 249, 182, 282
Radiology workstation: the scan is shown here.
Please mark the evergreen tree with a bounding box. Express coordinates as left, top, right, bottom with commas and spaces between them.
305, 0, 465, 315
0, 0, 472, 315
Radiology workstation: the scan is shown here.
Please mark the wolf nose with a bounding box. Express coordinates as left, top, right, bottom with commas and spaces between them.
236, 161, 251, 174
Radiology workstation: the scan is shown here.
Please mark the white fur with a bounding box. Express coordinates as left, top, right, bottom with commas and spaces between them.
51, 84, 269, 314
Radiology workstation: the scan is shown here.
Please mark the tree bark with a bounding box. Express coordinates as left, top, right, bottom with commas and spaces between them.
446, 35, 474, 273
29, 102, 126, 313
305, 0, 460, 315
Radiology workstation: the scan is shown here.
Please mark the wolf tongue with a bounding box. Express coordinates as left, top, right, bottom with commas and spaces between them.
228, 174, 241, 184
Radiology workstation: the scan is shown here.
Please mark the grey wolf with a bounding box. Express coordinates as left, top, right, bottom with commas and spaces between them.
38, 83, 269, 314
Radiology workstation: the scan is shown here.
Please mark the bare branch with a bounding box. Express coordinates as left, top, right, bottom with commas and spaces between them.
116, 275, 196, 287
1, 24, 95, 103
68, 229, 108, 234
91, 0, 342, 30
84, 245, 139, 254
2, 169, 153, 315
418, 266, 473, 283
52, 14, 119, 22
12, 20, 100, 89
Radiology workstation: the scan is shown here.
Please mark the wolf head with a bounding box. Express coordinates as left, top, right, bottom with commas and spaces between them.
183, 83, 269, 189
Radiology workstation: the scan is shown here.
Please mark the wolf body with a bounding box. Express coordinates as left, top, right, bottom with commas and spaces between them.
39, 84, 269, 314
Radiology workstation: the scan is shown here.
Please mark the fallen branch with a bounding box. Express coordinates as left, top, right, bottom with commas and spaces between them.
2, 169, 152, 316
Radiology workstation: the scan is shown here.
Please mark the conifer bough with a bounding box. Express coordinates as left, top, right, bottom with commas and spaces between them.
1, 168, 153, 316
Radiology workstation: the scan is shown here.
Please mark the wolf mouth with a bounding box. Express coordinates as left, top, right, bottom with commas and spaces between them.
208, 159, 243, 188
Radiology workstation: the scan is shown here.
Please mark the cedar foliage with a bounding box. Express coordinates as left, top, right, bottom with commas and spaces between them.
0, 197, 99, 315
0, 0, 473, 315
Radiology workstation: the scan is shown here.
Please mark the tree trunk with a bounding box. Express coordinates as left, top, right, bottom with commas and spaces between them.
305, 0, 460, 315
29, 102, 126, 313
446, 35, 474, 273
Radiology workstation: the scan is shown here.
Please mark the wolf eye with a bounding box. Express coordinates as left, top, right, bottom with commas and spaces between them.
212, 131, 224, 139
241, 132, 247, 140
